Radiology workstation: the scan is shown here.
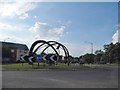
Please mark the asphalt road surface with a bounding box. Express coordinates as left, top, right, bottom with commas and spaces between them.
2, 67, 119, 88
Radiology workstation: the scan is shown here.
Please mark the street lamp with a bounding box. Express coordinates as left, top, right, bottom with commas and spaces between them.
4, 37, 10, 42
84, 41, 94, 54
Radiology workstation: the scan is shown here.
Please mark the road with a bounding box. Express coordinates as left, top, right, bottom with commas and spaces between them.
2, 67, 119, 88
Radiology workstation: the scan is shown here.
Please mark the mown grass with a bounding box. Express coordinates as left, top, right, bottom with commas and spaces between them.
2, 63, 90, 71
84, 63, 120, 68
2, 63, 33, 70
2, 63, 119, 71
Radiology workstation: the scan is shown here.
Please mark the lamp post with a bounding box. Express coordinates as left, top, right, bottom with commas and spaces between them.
4, 37, 10, 42
91, 42, 93, 54
85, 41, 94, 54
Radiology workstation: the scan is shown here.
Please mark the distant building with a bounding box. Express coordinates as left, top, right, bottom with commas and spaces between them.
0, 42, 29, 63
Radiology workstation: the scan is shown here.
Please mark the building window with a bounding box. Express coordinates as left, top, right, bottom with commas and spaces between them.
19, 50, 21, 53
24, 50, 27, 53
11, 49, 15, 53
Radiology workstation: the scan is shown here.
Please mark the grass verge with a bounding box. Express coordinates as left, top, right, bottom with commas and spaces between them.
2, 63, 119, 71
84, 63, 120, 68
2, 63, 90, 71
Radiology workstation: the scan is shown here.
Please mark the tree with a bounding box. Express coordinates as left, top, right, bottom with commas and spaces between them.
80, 42, 120, 64
94, 50, 104, 63
102, 43, 120, 64
82, 53, 95, 64
112, 43, 120, 63
103, 43, 114, 63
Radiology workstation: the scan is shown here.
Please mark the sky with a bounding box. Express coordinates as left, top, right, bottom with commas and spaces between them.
0, 1, 119, 57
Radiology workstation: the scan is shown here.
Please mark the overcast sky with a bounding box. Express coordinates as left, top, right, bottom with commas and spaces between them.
0, 1, 118, 56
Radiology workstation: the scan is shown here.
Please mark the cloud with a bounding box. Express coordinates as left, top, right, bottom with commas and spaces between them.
57, 20, 72, 27
0, 22, 30, 44
29, 21, 48, 33
0, 22, 23, 33
48, 26, 65, 36
29, 21, 67, 41
0, 20, 68, 47
0, 22, 14, 31
0, 21, 103, 56
0, 2, 37, 19
19, 13, 29, 19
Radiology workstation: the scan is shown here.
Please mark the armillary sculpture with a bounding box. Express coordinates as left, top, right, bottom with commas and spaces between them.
22, 40, 70, 66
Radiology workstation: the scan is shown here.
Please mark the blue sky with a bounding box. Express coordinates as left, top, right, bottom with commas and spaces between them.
0, 1, 118, 56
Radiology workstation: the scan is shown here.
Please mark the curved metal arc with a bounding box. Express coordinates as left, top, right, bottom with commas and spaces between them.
34, 42, 63, 56
48, 41, 69, 56
29, 40, 70, 65
33, 43, 46, 54
41, 43, 58, 54
29, 40, 59, 56
41, 42, 67, 56
29, 40, 47, 55
48, 41, 70, 65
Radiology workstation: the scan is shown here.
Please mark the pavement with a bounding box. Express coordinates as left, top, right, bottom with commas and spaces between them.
2, 67, 119, 88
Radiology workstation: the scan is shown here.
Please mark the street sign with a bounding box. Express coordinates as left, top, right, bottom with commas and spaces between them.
28, 56, 34, 63
36, 54, 43, 61
21, 55, 34, 64
42, 55, 47, 61
42, 54, 58, 62
50, 55, 57, 61
21, 54, 58, 64
20, 55, 26, 62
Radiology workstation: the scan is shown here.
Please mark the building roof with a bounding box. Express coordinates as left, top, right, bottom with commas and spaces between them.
0, 41, 29, 50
